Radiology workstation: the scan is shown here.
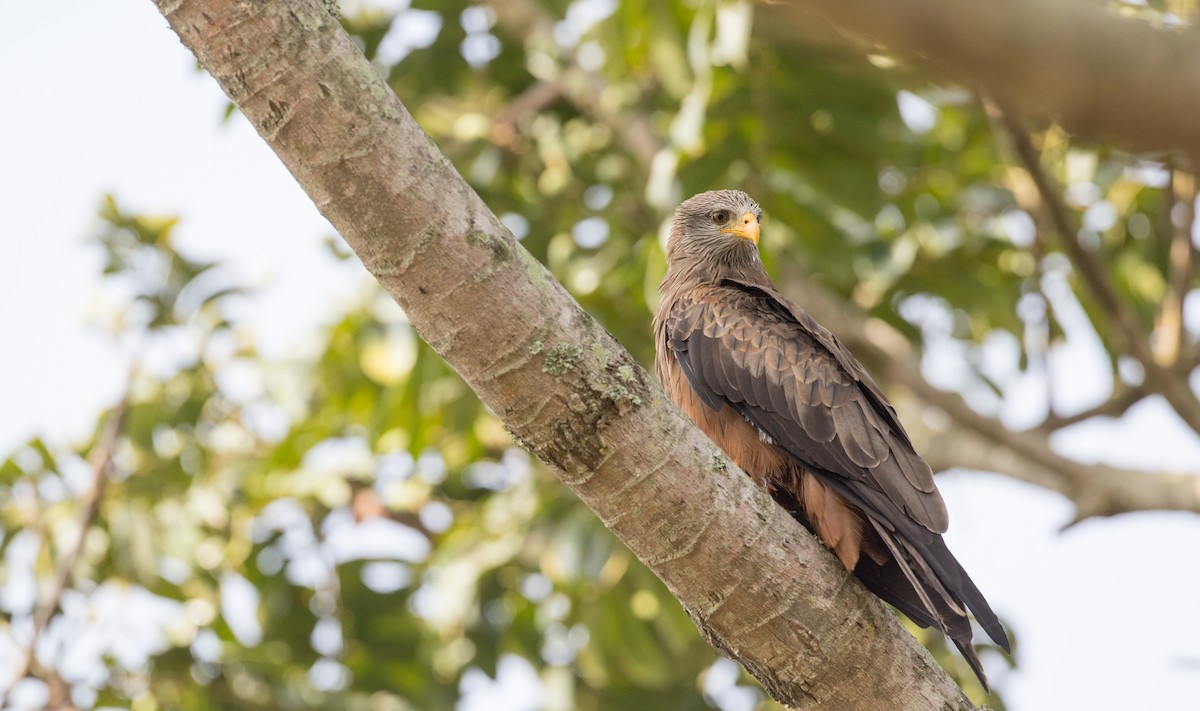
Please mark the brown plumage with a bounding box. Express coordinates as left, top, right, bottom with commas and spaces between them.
653, 190, 1010, 688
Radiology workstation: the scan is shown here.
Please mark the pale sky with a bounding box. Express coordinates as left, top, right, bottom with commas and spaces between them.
2, 1, 1199, 710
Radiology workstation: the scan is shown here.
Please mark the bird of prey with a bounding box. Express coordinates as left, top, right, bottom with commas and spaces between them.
653, 189, 1010, 687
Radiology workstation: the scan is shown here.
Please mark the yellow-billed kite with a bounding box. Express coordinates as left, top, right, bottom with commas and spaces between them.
654, 190, 1010, 687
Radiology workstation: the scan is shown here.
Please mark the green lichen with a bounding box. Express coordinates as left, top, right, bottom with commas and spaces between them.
362, 67, 387, 100
590, 341, 610, 369
529, 339, 544, 355
602, 383, 642, 407
711, 454, 728, 472
616, 364, 635, 383
542, 343, 583, 375
466, 229, 512, 263
520, 248, 548, 290
298, 10, 323, 31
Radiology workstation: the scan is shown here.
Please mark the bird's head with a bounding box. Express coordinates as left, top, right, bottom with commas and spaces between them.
667, 190, 762, 267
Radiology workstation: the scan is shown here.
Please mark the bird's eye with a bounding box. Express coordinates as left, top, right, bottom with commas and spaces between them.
711, 210, 730, 224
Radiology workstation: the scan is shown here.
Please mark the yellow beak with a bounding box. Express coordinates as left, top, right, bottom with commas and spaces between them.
720, 212, 760, 245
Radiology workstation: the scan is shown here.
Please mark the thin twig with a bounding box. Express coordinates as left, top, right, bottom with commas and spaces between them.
993, 102, 1200, 437
988, 115, 1063, 423
1155, 164, 1196, 366
485, 0, 662, 172
994, 103, 1140, 343
1, 361, 137, 702
1183, 342, 1200, 373
349, 482, 435, 539
492, 79, 564, 145
1038, 382, 1147, 431
33, 657, 79, 711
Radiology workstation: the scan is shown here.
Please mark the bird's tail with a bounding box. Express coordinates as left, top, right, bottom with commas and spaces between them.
857, 519, 1010, 690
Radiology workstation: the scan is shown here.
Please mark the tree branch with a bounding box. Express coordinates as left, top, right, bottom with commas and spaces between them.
1, 364, 134, 704
992, 105, 1200, 438
150, 0, 978, 707
992, 104, 1137, 345
919, 422, 1200, 525
486, 0, 661, 172
1038, 383, 1146, 432
1184, 343, 1200, 374
762, 0, 1200, 155
492, 79, 564, 144
1156, 165, 1197, 367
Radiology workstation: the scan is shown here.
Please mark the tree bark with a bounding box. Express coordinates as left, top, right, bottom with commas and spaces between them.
764, 0, 1200, 155
151, 0, 981, 708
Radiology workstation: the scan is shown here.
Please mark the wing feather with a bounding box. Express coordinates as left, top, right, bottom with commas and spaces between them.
831, 400, 873, 467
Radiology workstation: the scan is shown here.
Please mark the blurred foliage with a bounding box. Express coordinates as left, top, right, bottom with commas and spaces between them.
8, 0, 1200, 708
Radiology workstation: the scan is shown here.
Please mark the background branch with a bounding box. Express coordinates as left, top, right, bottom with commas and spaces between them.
1038, 384, 1146, 432
1157, 165, 1197, 366
993, 106, 1200, 437
762, 0, 1200, 154
2, 363, 135, 703
919, 427, 1200, 524
488, 0, 661, 172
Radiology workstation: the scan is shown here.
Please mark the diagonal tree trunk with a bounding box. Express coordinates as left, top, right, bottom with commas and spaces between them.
150, 0, 983, 708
